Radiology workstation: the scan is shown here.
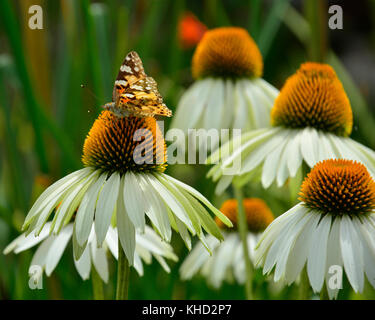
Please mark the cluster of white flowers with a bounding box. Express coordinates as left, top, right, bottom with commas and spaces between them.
4, 26, 375, 301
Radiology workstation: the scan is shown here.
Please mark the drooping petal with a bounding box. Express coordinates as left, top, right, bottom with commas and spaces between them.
340, 215, 364, 293
123, 171, 146, 232
95, 172, 120, 245
75, 173, 107, 246
74, 245, 91, 281
117, 176, 135, 265
307, 214, 331, 292
45, 224, 73, 276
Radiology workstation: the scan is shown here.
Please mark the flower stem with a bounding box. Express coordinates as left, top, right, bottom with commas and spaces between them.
234, 185, 254, 300
298, 266, 311, 300
304, 0, 327, 62
91, 265, 104, 300
116, 239, 130, 300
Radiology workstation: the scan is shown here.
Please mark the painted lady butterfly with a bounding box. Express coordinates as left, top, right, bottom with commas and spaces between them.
104, 51, 172, 118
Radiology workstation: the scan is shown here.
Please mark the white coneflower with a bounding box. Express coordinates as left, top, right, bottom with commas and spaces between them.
254, 159, 375, 299
19, 111, 232, 298
180, 198, 274, 288
4, 223, 177, 283
207, 63, 375, 192
172, 27, 278, 149
22, 112, 231, 261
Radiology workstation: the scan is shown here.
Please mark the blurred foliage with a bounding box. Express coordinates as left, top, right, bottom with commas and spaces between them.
0, 0, 374, 300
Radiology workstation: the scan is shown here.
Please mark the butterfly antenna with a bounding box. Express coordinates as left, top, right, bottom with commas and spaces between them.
80, 84, 101, 101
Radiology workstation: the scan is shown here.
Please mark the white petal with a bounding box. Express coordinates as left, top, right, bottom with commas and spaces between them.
307, 214, 332, 292
175, 216, 192, 250
243, 80, 271, 128
206, 128, 263, 165
105, 226, 119, 259
9, 222, 52, 254
263, 206, 309, 275
28, 184, 75, 236
159, 173, 232, 228
137, 226, 176, 260
224, 128, 280, 173
45, 224, 73, 276
330, 135, 361, 162
214, 175, 233, 195
284, 213, 320, 284
140, 176, 171, 241
52, 170, 99, 234
254, 78, 279, 99
133, 252, 144, 276
172, 79, 213, 131
261, 133, 290, 188
276, 132, 297, 186
317, 131, 336, 161
179, 235, 220, 280
75, 173, 107, 246
300, 128, 318, 167
354, 218, 375, 289
232, 80, 250, 129
123, 171, 146, 232
144, 174, 194, 232
90, 239, 109, 283
325, 217, 342, 300
287, 130, 303, 177
74, 245, 91, 280
209, 233, 237, 287
23, 168, 92, 228
30, 236, 55, 269
136, 244, 152, 264
233, 236, 246, 283
222, 79, 235, 129
117, 176, 135, 265
273, 211, 314, 281
95, 172, 121, 245
241, 132, 288, 174
255, 204, 306, 265
153, 255, 171, 273
203, 79, 225, 130
340, 215, 364, 293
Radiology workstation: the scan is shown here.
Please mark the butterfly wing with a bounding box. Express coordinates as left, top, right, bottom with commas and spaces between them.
122, 77, 172, 117
110, 50, 172, 117
112, 51, 146, 103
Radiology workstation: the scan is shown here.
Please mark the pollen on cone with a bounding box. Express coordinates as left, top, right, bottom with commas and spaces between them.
299, 159, 375, 216
271, 62, 353, 137
216, 198, 274, 233
82, 111, 167, 174
192, 27, 263, 79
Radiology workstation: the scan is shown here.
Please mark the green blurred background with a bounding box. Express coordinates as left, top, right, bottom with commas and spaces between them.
0, 0, 375, 299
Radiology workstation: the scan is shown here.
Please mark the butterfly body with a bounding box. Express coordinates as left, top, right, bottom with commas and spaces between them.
104, 51, 172, 118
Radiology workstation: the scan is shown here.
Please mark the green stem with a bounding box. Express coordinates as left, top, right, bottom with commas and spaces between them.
91, 265, 105, 300
298, 266, 311, 300
116, 239, 130, 300
249, 0, 261, 40
234, 185, 254, 300
304, 0, 328, 62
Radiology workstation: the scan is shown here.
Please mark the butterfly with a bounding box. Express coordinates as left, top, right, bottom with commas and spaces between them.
104, 51, 172, 118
